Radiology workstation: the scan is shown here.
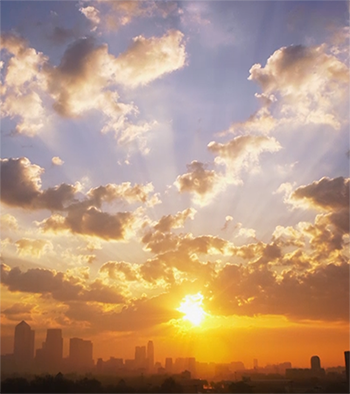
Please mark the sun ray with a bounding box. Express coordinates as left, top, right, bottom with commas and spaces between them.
177, 293, 206, 326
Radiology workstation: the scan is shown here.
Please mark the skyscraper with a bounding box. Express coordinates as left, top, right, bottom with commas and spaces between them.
14, 321, 35, 366
135, 345, 146, 369
345, 351, 349, 385
310, 355, 321, 370
147, 341, 154, 372
69, 338, 93, 371
37, 328, 63, 371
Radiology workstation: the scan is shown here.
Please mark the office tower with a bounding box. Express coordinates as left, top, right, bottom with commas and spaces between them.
69, 338, 93, 370
14, 321, 35, 365
42, 328, 63, 371
345, 351, 349, 385
135, 345, 146, 369
165, 357, 173, 373
310, 355, 321, 370
253, 358, 258, 370
147, 341, 154, 372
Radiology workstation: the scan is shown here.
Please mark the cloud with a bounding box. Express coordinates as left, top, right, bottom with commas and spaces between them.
81, 1, 178, 32
249, 43, 349, 129
208, 260, 349, 321
0, 264, 125, 304
113, 30, 186, 88
154, 208, 196, 233
0, 157, 43, 208
174, 161, 224, 206
1, 30, 186, 149
52, 156, 64, 166
41, 207, 135, 241
0, 157, 79, 210
1, 156, 158, 240
87, 182, 157, 207
290, 177, 349, 211
100, 261, 139, 282
208, 135, 281, 176
15, 238, 53, 258
0, 214, 18, 231
0, 33, 48, 135
79, 6, 101, 27
1, 303, 35, 321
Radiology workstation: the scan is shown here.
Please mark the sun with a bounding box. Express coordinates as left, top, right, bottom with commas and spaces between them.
177, 293, 206, 326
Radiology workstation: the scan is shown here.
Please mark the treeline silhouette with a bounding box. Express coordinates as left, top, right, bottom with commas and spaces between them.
1, 374, 187, 393
2, 373, 347, 393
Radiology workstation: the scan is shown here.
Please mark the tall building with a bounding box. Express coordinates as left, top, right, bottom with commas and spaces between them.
310, 355, 321, 370
45, 329, 63, 364
345, 351, 349, 385
69, 338, 93, 370
147, 341, 154, 372
35, 328, 63, 372
13, 321, 35, 366
165, 358, 173, 373
135, 345, 146, 369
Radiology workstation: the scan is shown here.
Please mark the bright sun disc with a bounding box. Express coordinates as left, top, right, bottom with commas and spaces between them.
177, 293, 206, 326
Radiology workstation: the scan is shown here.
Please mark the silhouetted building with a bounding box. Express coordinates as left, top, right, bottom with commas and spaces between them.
36, 328, 63, 372
69, 338, 93, 370
345, 351, 349, 385
253, 358, 258, 370
13, 321, 35, 367
147, 340, 154, 372
311, 355, 321, 370
135, 345, 146, 369
165, 357, 173, 373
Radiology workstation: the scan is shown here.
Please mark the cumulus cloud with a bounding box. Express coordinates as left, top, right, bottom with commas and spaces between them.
100, 261, 139, 282
1, 303, 35, 321
0, 157, 79, 210
290, 177, 349, 211
15, 238, 53, 258
81, 1, 178, 32
79, 6, 100, 27
0, 214, 18, 231
0, 264, 125, 304
208, 260, 349, 321
0, 33, 48, 135
174, 161, 224, 206
41, 207, 135, 241
1, 157, 159, 240
249, 43, 349, 129
87, 182, 157, 207
1, 31, 187, 147
113, 30, 186, 87
154, 208, 196, 233
52, 156, 64, 166
208, 135, 281, 176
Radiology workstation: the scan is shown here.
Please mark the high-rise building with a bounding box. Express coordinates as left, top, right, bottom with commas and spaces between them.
345, 351, 349, 385
165, 358, 173, 373
13, 321, 35, 366
35, 328, 63, 371
45, 329, 63, 364
69, 338, 93, 370
135, 345, 146, 369
310, 355, 321, 370
147, 341, 154, 372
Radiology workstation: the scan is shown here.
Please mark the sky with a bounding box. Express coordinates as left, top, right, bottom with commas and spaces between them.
0, 0, 349, 369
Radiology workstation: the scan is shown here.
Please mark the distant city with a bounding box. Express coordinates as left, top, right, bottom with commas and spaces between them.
1, 321, 349, 388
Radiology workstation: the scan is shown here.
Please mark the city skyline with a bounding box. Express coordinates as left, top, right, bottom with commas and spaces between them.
2, 320, 348, 374
1, 0, 349, 371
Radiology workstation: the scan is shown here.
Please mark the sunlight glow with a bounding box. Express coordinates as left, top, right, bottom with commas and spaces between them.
177, 293, 206, 326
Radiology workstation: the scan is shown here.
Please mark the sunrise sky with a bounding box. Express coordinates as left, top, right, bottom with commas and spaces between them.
0, 0, 349, 369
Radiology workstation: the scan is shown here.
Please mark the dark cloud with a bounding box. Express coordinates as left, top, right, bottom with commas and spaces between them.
0, 264, 125, 304
291, 177, 349, 211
